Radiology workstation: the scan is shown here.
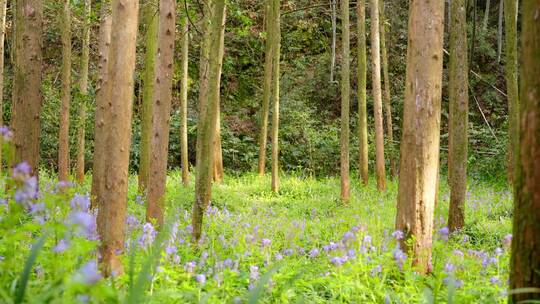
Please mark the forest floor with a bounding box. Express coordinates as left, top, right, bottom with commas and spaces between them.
1, 172, 512, 303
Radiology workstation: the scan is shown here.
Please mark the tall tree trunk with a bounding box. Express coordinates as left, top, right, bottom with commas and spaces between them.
12, 0, 43, 176
192, 0, 226, 241
497, 0, 503, 63
257, 0, 274, 176
138, 0, 158, 193
0, 0, 7, 172
379, 0, 395, 178
330, 0, 336, 82
482, 0, 490, 31
340, 0, 350, 202
371, 0, 386, 191
213, 105, 224, 182
96, 0, 139, 276
90, 1, 112, 210
270, 0, 281, 193
448, 0, 469, 232
58, 0, 71, 182
76, 0, 91, 184
180, 10, 189, 187
146, 0, 176, 227
504, 0, 518, 184
357, 0, 368, 186
509, 0, 540, 300
395, 0, 444, 274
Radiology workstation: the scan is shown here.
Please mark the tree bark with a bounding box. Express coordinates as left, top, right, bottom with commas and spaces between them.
76, 0, 91, 184
504, 0, 518, 184
340, 0, 350, 202
270, 0, 281, 193
509, 0, 540, 301
0, 0, 7, 172
257, 0, 274, 176
12, 0, 43, 176
96, 0, 139, 276
448, 0, 469, 232
395, 0, 444, 274
90, 1, 112, 210
192, 0, 226, 240
138, 0, 158, 193
58, 0, 71, 182
146, 0, 176, 227
482, 0, 490, 31
497, 0, 503, 63
357, 0, 368, 186
371, 0, 386, 191
213, 104, 224, 182
379, 0, 395, 178
180, 9, 189, 187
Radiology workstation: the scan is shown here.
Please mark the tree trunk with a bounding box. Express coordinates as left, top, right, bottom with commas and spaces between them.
76, 0, 91, 184
96, 0, 139, 276
90, 1, 112, 210
448, 0, 469, 233
270, 0, 281, 193
357, 0, 368, 186
497, 0, 503, 63
0, 0, 7, 173
504, 0, 518, 184
180, 10, 189, 187
371, 0, 386, 191
257, 0, 274, 176
482, 0, 490, 31
192, 0, 226, 241
138, 0, 158, 193
146, 0, 176, 227
58, 0, 71, 182
395, 1, 444, 274
340, 0, 350, 202
330, 0, 336, 82
213, 105, 224, 182
12, 0, 43, 176
509, 0, 540, 301
379, 0, 395, 178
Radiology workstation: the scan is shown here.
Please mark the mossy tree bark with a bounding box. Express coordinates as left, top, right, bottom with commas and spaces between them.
357, 0, 368, 186
96, 0, 139, 276
90, 1, 112, 210
509, 1, 540, 301
379, 0, 395, 178
138, 0, 158, 193
0, 0, 7, 172
58, 0, 72, 182
146, 0, 176, 227
213, 13, 226, 184
192, 0, 226, 240
12, 0, 43, 176
257, 0, 274, 176
448, 0, 469, 232
340, 0, 350, 202
395, 0, 444, 274
180, 10, 189, 187
504, 0, 518, 184
371, 0, 386, 191
270, 0, 280, 193
76, 0, 91, 184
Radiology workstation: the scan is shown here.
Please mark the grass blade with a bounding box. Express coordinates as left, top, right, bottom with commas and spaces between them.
14, 235, 47, 304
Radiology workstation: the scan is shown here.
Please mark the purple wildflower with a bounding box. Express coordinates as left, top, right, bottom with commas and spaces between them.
138, 222, 156, 249
53, 239, 69, 253
14, 176, 39, 205
490, 276, 500, 284
68, 211, 98, 240
185, 261, 197, 273
0, 125, 13, 141
330, 256, 344, 266
13, 162, 31, 179
70, 194, 90, 212
444, 262, 455, 273
261, 238, 271, 247
392, 230, 404, 240
503, 234, 512, 248
308, 248, 320, 258
75, 261, 101, 285
195, 274, 206, 284
438, 227, 450, 242
283, 248, 294, 256
393, 248, 407, 270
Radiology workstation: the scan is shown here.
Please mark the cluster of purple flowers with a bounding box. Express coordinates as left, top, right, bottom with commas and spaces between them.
0, 125, 13, 141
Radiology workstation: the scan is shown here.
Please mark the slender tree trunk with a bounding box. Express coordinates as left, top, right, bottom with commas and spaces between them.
379, 0, 395, 178
509, 1, 540, 300
371, 0, 386, 191
12, 0, 43, 176
0, 0, 7, 172
58, 0, 71, 182
138, 0, 158, 193
330, 0, 336, 82
270, 0, 281, 193
180, 10, 189, 186
195, 8, 211, 172
504, 0, 518, 184
340, 0, 350, 202
213, 105, 224, 182
146, 0, 176, 227
497, 0, 503, 63
257, 0, 274, 176
482, 0, 490, 31
395, 0, 444, 274
76, 0, 91, 184
192, 0, 226, 240
357, 0, 368, 185
90, 1, 112, 210
448, 0, 469, 232
97, 0, 139, 276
